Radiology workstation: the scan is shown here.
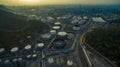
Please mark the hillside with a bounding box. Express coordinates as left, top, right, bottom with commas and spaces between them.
0, 8, 29, 31
84, 26, 120, 66
0, 5, 13, 12
0, 7, 50, 50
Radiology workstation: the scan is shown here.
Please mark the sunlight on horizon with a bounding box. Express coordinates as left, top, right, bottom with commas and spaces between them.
0, 0, 120, 6
19, 0, 43, 2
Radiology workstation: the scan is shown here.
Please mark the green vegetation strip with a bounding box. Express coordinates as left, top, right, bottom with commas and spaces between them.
84, 27, 120, 66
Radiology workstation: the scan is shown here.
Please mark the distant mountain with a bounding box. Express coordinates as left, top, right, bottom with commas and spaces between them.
0, 7, 29, 31
0, 5, 8, 10
0, 5, 13, 12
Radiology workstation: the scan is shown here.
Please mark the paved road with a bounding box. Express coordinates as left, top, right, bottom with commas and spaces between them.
80, 17, 116, 67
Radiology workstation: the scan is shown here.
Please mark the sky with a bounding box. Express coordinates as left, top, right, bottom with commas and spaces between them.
0, 0, 120, 6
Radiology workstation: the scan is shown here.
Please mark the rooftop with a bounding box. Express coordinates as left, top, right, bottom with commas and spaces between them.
92, 17, 106, 22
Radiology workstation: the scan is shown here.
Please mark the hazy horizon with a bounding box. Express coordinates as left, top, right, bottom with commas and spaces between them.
0, 0, 120, 6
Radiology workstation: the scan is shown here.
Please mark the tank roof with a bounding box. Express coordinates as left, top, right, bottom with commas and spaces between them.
32, 54, 37, 58
0, 48, 5, 53
58, 31, 67, 36
27, 55, 31, 58
41, 34, 51, 39
25, 45, 31, 50
53, 26, 60, 30
10, 47, 19, 52
18, 58, 22, 61
4, 60, 10, 63
67, 60, 73, 66
37, 43, 44, 48
48, 57, 54, 64
12, 59, 18, 62
54, 22, 61, 25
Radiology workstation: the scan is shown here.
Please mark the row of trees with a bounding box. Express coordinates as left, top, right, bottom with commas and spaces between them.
85, 25, 120, 66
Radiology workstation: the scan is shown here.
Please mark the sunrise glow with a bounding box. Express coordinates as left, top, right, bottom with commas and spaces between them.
0, 0, 120, 6
19, 0, 43, 2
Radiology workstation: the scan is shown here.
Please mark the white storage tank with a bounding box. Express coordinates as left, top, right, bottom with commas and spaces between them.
4, 60, 10, 64
83, 16, 88, 20
32, 54, 37, 58
24, 45, 31, 50
54, 22, 61, 25
53, 26, 60, 30
73, 25, 80, 30
4, 59, 12, 67
41, 34, 51, 39
18, 58, 22, 61
10, 47, 19, 53
12, 58, 18, 67
27, 35, 31, 39
67, 60, 74, 66
27, 55, 31, 58
17, 58, 26, 67
50, 30, 56, 35
57, 31, 67, 37
0, 48, 5, 53
48, 57, 54, 64
12, 59, 18, 62
37, 43, 44, 48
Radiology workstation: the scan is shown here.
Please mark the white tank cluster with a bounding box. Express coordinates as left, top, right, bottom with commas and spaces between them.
24, 45, 31, 50
27, 54, 37, 58
0, 48, 5, 53
73, 25, 80, 30
10, 47, 19, 53
57, 31, 67, 37
50, 30, 56, 35
0, 58, 25, 67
